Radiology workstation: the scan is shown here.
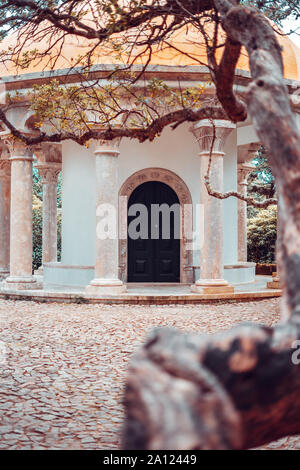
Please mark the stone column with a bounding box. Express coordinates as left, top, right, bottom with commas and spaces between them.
0, 151, 11, 280
86, 139, 126, 295
3, 141, 37, 290
237, 162, 255, 262
36, 162, 61, 267
191, 119, 235, 294
267, 209, 281, 289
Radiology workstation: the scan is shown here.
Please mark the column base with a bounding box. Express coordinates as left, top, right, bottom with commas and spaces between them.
191, 279, 234, 294
0, 269, 9, 281
267, 272, 281, 289
2, 276, 39, 291
85, 279, 127, 296
34, 267, 43, 275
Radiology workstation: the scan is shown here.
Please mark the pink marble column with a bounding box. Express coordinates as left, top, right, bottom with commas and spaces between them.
237, 163, 255, 262
36, 163, 61, 266
191, 119, 235, 294
86, 140, 126, 295
3, 141, 37, 290
0, 151, 11, 279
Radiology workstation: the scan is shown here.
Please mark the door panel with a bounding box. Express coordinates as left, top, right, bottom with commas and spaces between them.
128, 181, 180, 282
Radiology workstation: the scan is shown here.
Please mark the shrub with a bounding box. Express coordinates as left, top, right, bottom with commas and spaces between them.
247, 205, 277, 264
32, 195, 43, 272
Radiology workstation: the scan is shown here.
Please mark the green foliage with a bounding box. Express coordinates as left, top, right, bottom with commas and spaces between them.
247, 147, 276, 218
33, 166, 43, 202
242, 0, 300, 23
247, 148, 277, 263
250, 147, 275, 185
29, 77, 207, 140
247, 205, 277, 263
32, 195, 43, 272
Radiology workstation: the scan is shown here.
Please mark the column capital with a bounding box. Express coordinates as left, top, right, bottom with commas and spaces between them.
36, 162, 61, 184
191, 119, 235, 156
1, 135, 34, 161
93, 138, 121, 157
238, 162, 255, 186
238, 142, 261, 164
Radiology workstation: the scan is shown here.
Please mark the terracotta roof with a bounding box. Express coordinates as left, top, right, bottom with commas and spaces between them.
0, 21, 299, 81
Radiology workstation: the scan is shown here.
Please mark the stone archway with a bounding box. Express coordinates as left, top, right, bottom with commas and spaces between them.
119, 168, 193, 283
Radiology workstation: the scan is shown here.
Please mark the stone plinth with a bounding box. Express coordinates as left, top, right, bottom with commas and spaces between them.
267, 272, 281, 289
86, 279, 126, 295
191, 279, 234, 294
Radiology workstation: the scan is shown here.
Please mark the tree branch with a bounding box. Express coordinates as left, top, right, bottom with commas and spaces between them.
0, 105, 226, 145
215, 36, 248, 122
123, 323, 300, 449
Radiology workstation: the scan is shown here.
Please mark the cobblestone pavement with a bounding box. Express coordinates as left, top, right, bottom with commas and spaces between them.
0, 298, 298, 450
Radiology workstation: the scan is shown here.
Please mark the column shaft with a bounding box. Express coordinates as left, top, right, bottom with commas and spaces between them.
237, 144, 260, 262
43, 182, 58, 263
200, 153, 224, 279
237, 163, 254, 262
3, 146, 37, 289
0, 159, 11, 278
191, 119, 235, 294
36, 163, 61, 266
86, 140, 126, 295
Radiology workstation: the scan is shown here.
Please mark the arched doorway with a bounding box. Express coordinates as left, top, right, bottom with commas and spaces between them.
119, 168, 193, 284
128, 181, 180, 282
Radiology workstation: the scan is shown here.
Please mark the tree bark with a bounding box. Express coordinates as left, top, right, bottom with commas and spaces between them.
123, 323, 300, 450
123, 1, 300, 450
213, 1, 300, 319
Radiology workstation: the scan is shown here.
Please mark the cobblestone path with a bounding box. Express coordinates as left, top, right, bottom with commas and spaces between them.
0, 298, 298, 450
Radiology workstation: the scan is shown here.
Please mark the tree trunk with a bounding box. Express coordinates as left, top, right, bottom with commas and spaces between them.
123, 1, 300, 450
213, 1, 300, 321
123, 323, 300, 450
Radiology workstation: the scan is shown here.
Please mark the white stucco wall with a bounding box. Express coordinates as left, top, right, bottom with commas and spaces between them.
58, 122, 242, 286
118, 123, 201, 267
61, 140, 96, 266
237, 125, 259, 146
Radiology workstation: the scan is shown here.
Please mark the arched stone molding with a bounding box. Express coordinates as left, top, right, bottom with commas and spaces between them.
119, 168, 194, 284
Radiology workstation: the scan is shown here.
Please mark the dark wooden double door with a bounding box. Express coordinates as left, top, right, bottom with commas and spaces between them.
128, 181, 180, 283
